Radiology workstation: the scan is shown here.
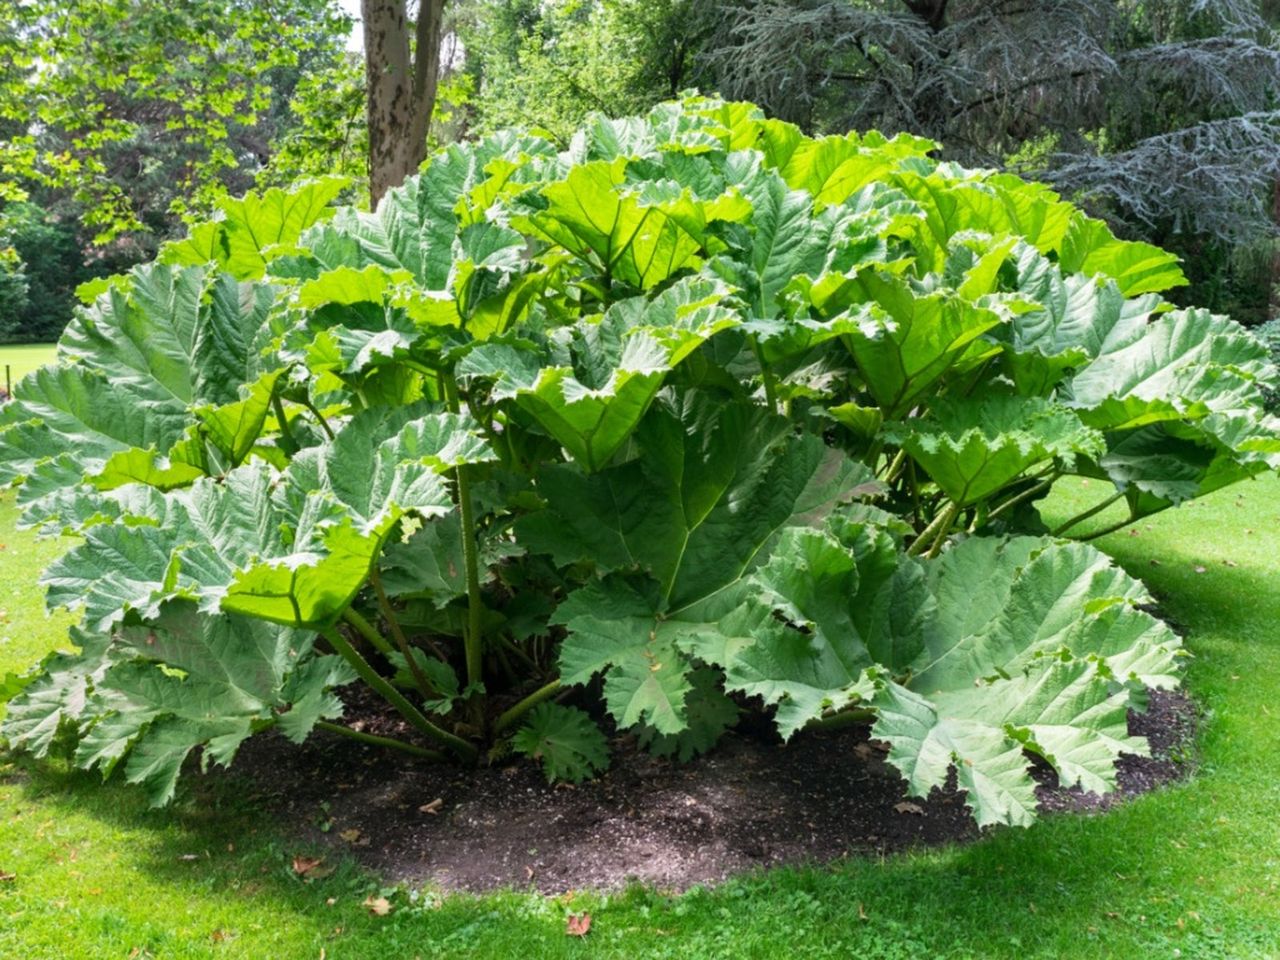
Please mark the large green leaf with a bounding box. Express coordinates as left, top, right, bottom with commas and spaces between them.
709, 158, 901, 322
874, 536, 1180, 827
0, 264, 282, 531
1058, 216, 1188, 296
515, 157, 749, 290
530, 395, 870, 733
2, 602, 354, 806
891, 396, 1103, 506
42, 408, 488, 631
682, 525, 1181, 826
769, 129, 935, 209
1068, 308, 1272, 427
680, 520, 928, 739
838, 273, 1005, 416
992, 244, 1162, 394
160, 178, 348, 280
463, 277, 740, 470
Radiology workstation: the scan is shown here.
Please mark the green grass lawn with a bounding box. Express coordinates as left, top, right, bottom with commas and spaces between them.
0, 343, 56, 391
2, 477, 1279, 959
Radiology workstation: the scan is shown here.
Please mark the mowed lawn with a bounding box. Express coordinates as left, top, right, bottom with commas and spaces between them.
1, 475, 1278, 959
0, 344, 56, 391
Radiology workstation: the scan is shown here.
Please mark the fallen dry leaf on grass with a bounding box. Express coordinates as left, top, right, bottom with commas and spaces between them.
291, 856, 334, 881
566, 913, 592, 937
363, 896, 393, 917
0, 870, 15, 882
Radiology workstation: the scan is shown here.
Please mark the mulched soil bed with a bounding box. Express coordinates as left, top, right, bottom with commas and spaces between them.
227, 687, 1197, 893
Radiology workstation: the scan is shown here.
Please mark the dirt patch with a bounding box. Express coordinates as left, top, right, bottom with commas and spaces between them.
226, 687, 1197, 893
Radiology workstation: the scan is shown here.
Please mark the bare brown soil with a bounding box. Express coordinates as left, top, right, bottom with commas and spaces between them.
226, 687, 1196, 893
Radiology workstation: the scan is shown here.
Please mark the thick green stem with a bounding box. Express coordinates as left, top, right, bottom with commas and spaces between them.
456, 466, 485, 693
1079, 512, 1140, 542
319, 625, 477, 763
494, 679, 562, 735
303, 398, 336, 440
315, 720, 445, 761
370, 569, 439, 699
443, 372, 487, 716
985, 473, 1059, 525
271, 394, 300, 457
1051, 490, 1125, 537
880, 447, 908, 483
925, 501, 960, 559
342, 607, 394, 656
907, 501, 958, 557
751, 335, 778, 414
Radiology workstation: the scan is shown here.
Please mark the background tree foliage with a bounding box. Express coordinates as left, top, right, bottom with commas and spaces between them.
458, 0, 703, 141
0, 0, 354, 342
0, 0, 353, 242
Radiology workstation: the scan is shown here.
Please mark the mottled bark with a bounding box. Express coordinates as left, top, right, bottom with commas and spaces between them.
361, 0, 446, 208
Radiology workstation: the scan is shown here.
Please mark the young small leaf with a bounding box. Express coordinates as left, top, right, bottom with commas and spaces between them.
511, 703, 609, 784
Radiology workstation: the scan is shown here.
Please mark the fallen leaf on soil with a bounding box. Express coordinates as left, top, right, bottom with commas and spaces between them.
893, 801, 924, 816
339, 828, 363, 843
419, 798, 444, 815
566, 913, 592, 937
363, 896, 393, 916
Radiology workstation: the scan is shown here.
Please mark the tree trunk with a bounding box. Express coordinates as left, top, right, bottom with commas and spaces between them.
361, 0, 446, 208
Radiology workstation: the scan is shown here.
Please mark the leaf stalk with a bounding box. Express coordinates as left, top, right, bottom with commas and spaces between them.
319, 624, 477, 763
493, 679, 562, 735
315, 720, 445, 760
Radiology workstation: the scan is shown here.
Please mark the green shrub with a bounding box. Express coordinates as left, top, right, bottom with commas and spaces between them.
2, 97, 1277, 827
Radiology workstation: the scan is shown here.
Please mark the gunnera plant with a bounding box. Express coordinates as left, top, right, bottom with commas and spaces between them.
2, 97, 1277, 827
